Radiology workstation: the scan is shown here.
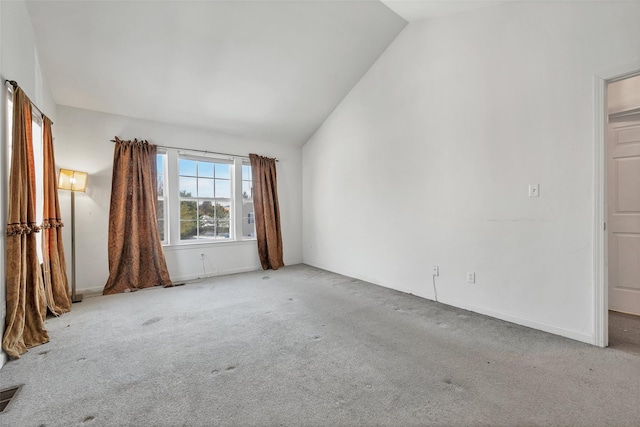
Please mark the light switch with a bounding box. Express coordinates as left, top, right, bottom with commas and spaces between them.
528, 184, 539, 197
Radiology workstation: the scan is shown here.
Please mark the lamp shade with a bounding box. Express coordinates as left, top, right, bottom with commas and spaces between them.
58, 169, 88, 192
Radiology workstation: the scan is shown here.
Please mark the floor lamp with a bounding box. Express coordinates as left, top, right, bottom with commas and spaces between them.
57, 169, 88, 303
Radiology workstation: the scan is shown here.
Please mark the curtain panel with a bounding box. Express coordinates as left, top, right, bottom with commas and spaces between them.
103, 137, 172, 295
41, 116, 71, 315
249, 154, 284, 270
2, 88, 49, 359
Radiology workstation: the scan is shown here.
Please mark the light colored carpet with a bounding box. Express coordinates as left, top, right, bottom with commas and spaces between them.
1, 264, 639, 426
609, 310, 640, 356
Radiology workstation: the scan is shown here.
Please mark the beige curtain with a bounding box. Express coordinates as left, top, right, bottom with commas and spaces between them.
249, 154, 284, 270
41, 116, 71, 315
2, 87, 49, 359
103, 137, 172, 295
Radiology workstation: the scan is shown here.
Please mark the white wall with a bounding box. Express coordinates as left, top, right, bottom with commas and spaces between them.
0, 0, 57, 367
0, 0, 4, 371
55, 106, 302, 296
303, 1, 640, 344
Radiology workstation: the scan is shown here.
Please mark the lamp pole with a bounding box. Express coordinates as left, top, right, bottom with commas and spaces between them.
58, 168, 87, 303
70, 190, 82, 303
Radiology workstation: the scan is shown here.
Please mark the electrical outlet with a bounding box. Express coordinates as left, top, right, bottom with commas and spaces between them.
433, 266, 439, 276
528, 184, 540, 197
466, 272, 475, 283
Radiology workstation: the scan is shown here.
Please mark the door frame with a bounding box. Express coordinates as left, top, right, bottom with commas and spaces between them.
593, 64, 640, 347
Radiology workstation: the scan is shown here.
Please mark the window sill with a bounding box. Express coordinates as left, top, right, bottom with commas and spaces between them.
162, 239, 256, 251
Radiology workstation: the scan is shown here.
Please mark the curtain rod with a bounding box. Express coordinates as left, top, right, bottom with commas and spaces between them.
5, 79, 52, 124
109, 139, 278, 162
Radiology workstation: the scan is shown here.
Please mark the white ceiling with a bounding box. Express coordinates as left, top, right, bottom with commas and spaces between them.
26, 1, 406, 146
380, 0, 509, 22
26, 1, 513, 147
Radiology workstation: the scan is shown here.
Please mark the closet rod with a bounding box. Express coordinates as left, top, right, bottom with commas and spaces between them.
109, 139, 278, 162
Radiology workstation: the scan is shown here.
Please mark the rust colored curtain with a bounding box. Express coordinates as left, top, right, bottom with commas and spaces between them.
41, 116, 71, 315
249, 154, 284, 270
2, 88, 49, 359
103, 137, 172, 295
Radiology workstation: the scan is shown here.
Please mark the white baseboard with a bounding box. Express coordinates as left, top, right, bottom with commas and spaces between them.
77, 266, 264, 298
302, 261, 594, 345
79, 287, 104, 299
170, 265, 262, 284
0, 350, 7, 370
436, 295, 593, 345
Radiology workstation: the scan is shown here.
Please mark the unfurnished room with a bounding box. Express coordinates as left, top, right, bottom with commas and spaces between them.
0, 1, 639, 426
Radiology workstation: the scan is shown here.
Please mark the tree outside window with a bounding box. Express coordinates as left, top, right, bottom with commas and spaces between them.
178, 157, 231, 240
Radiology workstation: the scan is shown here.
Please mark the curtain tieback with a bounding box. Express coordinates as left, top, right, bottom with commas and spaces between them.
6, 222, 41, 236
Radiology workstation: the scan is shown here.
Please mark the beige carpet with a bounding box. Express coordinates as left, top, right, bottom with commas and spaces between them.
609, 310, 640, 356
1, 265, 639, 426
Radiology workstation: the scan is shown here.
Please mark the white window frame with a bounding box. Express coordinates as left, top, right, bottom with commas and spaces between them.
177, 153, 233, 242
158, 148, 255, 246
240, 161, 256, 238
31, 114, 44, 263
6, 89, 45, 262
156, 150, 168, 245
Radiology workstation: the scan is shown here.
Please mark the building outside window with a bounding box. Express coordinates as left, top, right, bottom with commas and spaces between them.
154, 150, 254, 245
156, 152, 167, 243
241, 162, 255, 238
178, 156, 231, 241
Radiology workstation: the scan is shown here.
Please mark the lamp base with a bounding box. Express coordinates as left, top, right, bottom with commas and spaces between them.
72, 293, 83, 303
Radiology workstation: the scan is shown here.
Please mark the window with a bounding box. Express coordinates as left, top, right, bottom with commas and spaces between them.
241, 162, 255, 238
6, 90, 44, 262
31, 114, 44, 262
154, 150, 255, 245
156, 152, 167, 243
178, 155, 232, 241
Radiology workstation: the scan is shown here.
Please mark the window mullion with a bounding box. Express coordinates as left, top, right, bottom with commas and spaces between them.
176, 155, 232, 242
166, 149, 180, 245
233, 158, 243, 240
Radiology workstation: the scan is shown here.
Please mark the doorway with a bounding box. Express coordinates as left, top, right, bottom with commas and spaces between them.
606, 74, 640, 353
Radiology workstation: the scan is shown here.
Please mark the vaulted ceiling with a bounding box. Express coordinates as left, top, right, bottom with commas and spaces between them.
25, 1, 507, 146
382, 0, 508, 21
